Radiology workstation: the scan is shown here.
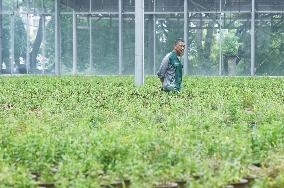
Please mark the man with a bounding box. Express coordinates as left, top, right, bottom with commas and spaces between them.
157, 38, 185, 92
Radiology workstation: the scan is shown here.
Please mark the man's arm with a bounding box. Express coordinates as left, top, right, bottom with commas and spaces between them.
157, 55, 169, 83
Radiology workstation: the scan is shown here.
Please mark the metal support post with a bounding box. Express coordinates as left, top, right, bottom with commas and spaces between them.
0, 0, 2, 73
219, 0, 222, 75
183, 0, 188, 75
153, 0, 156, 75
135, 0, 144, 85
251, 0, 255, 75
119, 0, 123, 75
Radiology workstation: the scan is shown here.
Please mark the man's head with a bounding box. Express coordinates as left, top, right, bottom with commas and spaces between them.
174, 38, 185, 56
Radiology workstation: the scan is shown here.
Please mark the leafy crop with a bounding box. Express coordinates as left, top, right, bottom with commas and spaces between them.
0, 76, 284, 187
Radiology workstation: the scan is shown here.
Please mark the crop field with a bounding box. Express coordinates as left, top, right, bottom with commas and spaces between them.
0, 76, 284, 188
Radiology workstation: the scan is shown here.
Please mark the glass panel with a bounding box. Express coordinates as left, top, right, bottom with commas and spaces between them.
30, 0, 42, 13
42, 15, 55, 74
16, 14, 55, 74
188, 13, 220, 75
122, 15, 135, 74
92, 0, 118, 12
189, 0, 220, 12
28, 14, 40, 74
14, 14, 27, 74
156, 0, 183, 12
222, 0, 251, 12
1, 15, 11, 74
60, 0, 75, 12
256, 13, 284, 75
60, 14, 73, 74
256, 0, 284, 12
123, 0, 134, 12
15, 0, 28, 13
145, 0, 154, 12
221, 13, 251, 76
75, 0, 90, 12
3, 0, 13, 12
29, 15, 55, 74
92, 14, 119, 75
61, 0, 90, 12
43, 0, 54, 13
77, 15, 90, 74
144, 14, 155, 75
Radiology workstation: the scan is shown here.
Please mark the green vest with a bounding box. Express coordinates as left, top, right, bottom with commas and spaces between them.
168, 51, 183, 91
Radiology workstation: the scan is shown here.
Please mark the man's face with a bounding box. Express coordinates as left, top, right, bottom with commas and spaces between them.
174, 41, 185, 56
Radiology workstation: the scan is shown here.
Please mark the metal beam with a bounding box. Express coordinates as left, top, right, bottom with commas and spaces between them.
119, 0, 122, 75
219, 0, 222, 75
0, 0, 2, 74
251, 0, 255, 76
57, 15, 282, 23
153, 14, 156, 75
153, 0, 156, 75
256, 10, 284, 13
55, 0, 60, 75
73, 11, 77, 75
67, 10, 280, 15
135, 0, 144, 86
184, 0, 188, 75
144, 11, 252, 14
1, 10, 283, 16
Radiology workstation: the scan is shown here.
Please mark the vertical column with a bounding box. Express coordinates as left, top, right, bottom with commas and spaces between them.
55, 0, 60, 75
26, 13, 30, 73
135, 0, 144, 86
153, 0, 156, 75
118, 0, 123, 75
219, 0, 222, 75
251, 0, 255, 76
89, 16, 93, 74
183, 0, 188, 75
72, 11, 77, 75
153, 17, 156, 75
10, 15, 15, 74
0, 0, 2, 73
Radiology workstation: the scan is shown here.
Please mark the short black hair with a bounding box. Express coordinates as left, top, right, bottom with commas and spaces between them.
174, 38, 184, 45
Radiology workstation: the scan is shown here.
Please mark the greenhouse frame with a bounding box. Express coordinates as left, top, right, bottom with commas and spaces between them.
0, 0, 284, 81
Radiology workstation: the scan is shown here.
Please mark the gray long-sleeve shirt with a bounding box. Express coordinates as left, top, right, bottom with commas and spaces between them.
157, 51, 183, 91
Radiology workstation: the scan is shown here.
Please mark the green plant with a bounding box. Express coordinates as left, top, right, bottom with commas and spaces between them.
222, 30, 242, 56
